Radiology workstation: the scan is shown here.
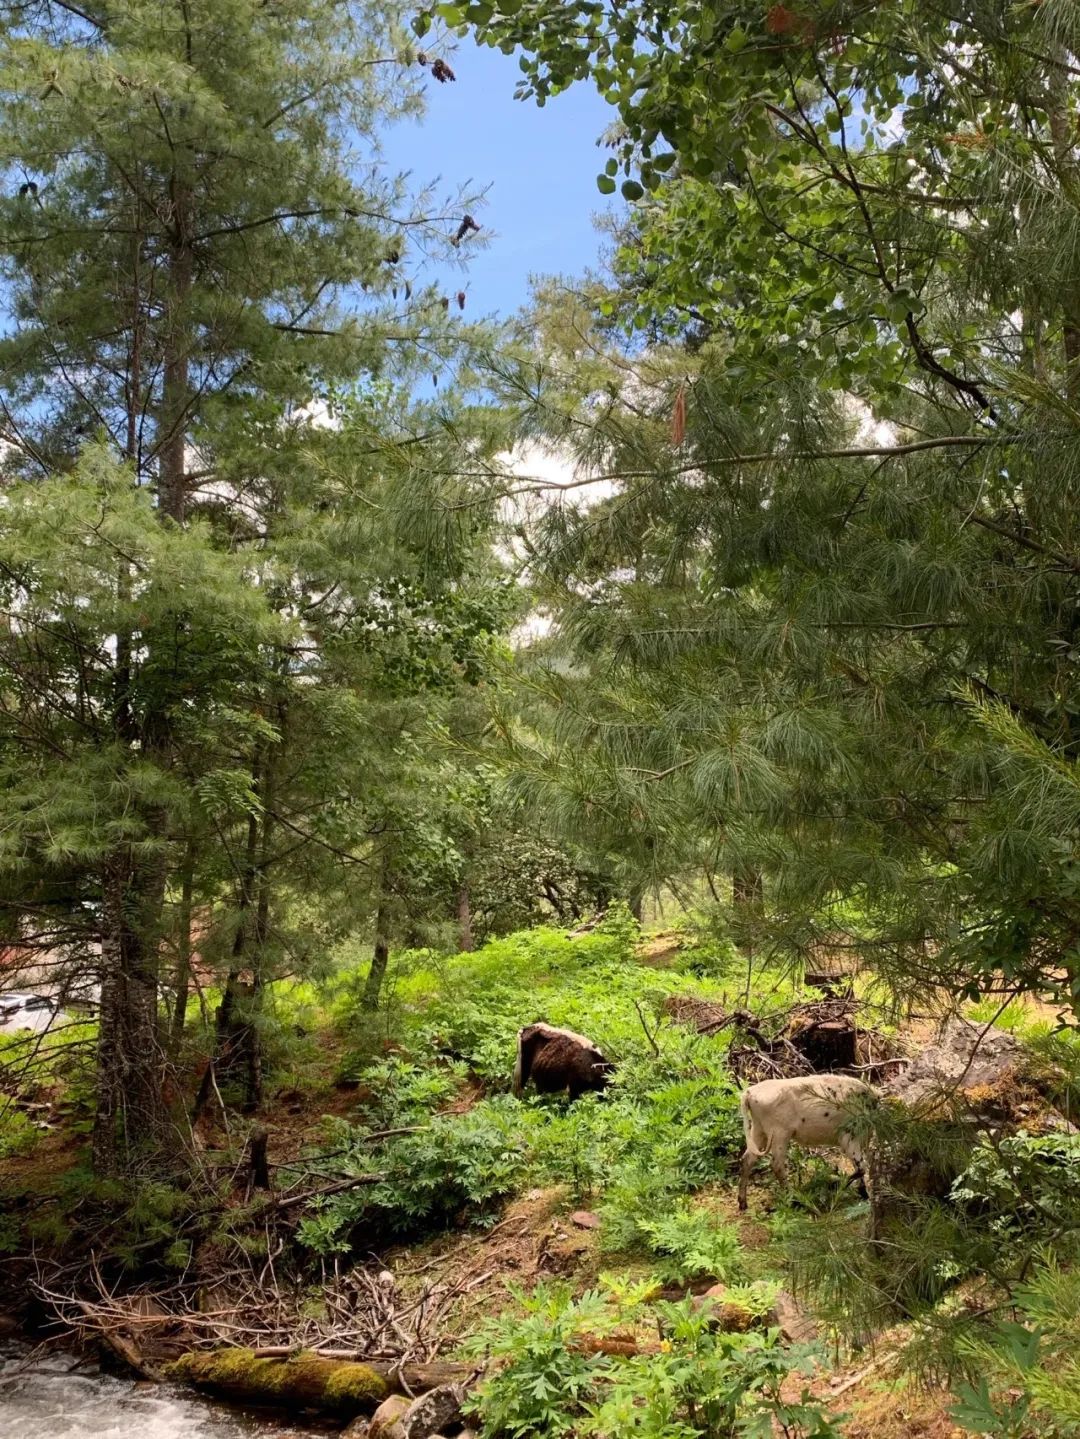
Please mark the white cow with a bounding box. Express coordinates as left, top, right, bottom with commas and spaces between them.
737, 1073, 876, 1211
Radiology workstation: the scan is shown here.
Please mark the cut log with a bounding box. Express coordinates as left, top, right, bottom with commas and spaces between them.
246, 1126, 271, 1192
570, 1335, 662, 1358
168, 1349, 475, 1419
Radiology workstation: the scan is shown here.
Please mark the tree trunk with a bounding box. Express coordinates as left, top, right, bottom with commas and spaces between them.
169, 854, 195, 1057
169, 1349, 473, 1417
457, 882, 474, 952
362, 875, 393, 1011
159, 176, 192, 521
92, 852, 173, 1175
731, 866, 763, 908
191, 715, 278, 1118
1047, 52, 1080, 405
245, 880, 268, 1113
246, 1125, 271, 1192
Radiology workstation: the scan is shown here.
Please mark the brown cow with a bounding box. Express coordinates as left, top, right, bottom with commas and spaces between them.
512, 1021, 614, 1101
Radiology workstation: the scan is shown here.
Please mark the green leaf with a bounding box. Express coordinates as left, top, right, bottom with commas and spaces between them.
725, 26, 748, 53
621, 179, 644, 201
597, 174, 617, 194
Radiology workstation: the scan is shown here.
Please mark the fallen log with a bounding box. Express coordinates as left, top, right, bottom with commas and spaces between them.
271, 1172, 385, 1213
168, 1348, 474, 1418
571, 1335, 662, 1358
74, 1297, 163, 1382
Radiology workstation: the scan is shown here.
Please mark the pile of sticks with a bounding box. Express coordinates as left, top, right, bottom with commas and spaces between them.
30, 1255, 491, 1377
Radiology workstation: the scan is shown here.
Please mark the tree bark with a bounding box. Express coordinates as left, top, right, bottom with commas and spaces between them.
731, 866, 763, 908
169, 1349, 473, 1417
191, 713, 278, 1119
92, 851, 173, 1175
246, 1125, 271, 1192
159, 175, 193, 521
362, 872, 393, 1011
1047, 52, 1080, 405
457, 881, 474, 952
169, 853, 195, 1057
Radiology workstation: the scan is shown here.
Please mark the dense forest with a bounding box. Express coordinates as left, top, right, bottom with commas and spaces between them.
2, 1, 1080, 1436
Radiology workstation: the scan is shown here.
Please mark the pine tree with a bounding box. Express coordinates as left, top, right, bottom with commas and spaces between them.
0, 0, 502, 1171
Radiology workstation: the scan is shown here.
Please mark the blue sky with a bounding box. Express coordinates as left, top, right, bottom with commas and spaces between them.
380, 38, 620, 321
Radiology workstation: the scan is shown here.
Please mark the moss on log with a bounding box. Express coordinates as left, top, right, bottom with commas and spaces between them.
168, 1348, 389, 1417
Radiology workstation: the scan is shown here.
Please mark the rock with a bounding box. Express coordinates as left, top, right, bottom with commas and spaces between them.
689, 1283, 756, 1334
401, 1382, 465, 1438
342, 1422, 371, 1439
873, 1017, 1075, 1225
885, 1019, 1025, 1109
368, 1394, 410, 1438
769, 1290, 819, 1344
569, 1210, 601, 1229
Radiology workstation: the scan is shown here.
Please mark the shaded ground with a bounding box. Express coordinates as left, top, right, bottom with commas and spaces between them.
5, 940, 1069, 1439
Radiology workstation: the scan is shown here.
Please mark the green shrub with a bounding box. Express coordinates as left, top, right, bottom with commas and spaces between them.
950, 1133, 1080, 1250
636, 1203, 745, 1286
464, 1278, 842, 1439
0, 1105, 42, 1159
297, 1097, 533, 1253
948, 1259, 1080, 1437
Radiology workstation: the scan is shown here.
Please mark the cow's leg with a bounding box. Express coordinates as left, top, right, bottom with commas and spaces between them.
738, 1098, 771, 1211
838, 1134, 868, 1199
769, 1135, 790, 1186
738, 1143, 764, 1211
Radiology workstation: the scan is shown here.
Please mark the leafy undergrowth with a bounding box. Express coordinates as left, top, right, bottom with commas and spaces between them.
280, 909, 1080, 1438
295, 908, 756, 1257
8, 909, 1080, 1435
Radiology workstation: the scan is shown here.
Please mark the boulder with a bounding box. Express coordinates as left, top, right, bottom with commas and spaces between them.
769, 1291, 819, 1345
885, 1019, 1026, 1110
884, 1016, 1074, 1133
872, 1017, 1075, 1231
569, 1210, 601, 1230
401, 1382, 465, 1438
370, 1395, 410, 1438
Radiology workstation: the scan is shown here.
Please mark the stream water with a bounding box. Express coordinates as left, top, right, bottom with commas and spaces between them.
0, 1344, 325, 1439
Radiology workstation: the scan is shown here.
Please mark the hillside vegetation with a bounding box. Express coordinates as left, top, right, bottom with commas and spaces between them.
4, 0, 1080, 1435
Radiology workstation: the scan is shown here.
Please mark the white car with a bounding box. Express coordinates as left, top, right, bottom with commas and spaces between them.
0, 993, 59, 1027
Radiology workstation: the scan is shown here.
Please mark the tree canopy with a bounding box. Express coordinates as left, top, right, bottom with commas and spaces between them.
432, 0, 1080, 1014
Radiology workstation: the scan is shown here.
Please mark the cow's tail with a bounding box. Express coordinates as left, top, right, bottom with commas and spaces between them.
512, 1029, 526, 1097
740, 1089, 773, 1154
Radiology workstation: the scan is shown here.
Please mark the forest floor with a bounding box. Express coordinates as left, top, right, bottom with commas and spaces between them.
0, 921, 1072, 1437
